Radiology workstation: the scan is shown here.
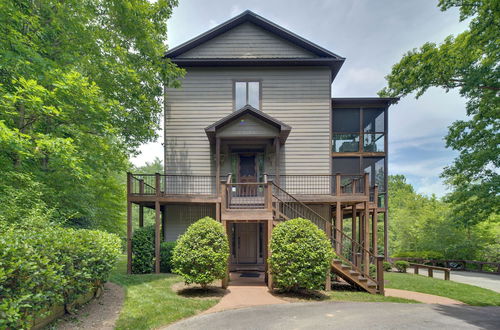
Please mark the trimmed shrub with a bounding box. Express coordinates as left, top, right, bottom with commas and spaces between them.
269, 218, 335, 291
160, 241, 177, 273
394, 260, 410, 273
131, 225, 155, 274
172, 217, 229, 287
0, 226, 120, 329
383, 261, 393, 272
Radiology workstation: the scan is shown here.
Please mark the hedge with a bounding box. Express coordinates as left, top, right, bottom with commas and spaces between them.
392, 251, 445, 260
0, 225, 121, 329
172, 217, 229, 287
160, 241, 177, 273
131, 225, 155, 274
394, 260, 410, 273
269, 218, 335, 291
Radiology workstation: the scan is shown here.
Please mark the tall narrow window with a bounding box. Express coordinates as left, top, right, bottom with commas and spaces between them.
234, 81, 260, 110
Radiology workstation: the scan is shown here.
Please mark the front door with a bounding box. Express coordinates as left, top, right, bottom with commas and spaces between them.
239, 154, 257, 183
236, 223, 258, 264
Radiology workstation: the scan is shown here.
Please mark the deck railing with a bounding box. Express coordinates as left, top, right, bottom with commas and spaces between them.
128, 173, 216, 196
268, 173, 369, 196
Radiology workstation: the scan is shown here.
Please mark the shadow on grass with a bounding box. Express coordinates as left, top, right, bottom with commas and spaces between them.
175, 285, 228, 299
272, 288, 329, 301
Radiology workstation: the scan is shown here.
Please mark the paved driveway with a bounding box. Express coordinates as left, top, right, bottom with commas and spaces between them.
166, 302, 500, 330
409, 269, 500, 293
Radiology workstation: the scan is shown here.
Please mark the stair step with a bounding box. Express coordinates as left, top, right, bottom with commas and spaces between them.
341, 265, 351, 270
332, 260, 342, 265
358, 277, 368, 282
349, 270, 360, 276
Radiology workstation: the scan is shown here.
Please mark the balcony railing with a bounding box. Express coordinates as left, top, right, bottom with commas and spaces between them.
268, 173, 369, 196
128, 173, 372, 200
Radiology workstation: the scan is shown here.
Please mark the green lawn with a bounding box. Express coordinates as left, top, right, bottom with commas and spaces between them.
327, 291, 419, 303
385, 272, 500, 306
109, 256, 219, 330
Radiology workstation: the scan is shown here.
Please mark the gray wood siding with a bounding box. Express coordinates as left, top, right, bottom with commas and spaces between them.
178, 22, 315, 59
164, 67, 331, 176
164, 204, 215, 242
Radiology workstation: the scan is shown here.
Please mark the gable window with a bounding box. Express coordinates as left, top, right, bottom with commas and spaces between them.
235, 81, 260, 110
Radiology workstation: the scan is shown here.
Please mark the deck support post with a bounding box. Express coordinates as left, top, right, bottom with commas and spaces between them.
383, 211, 388, 259
372, 209, 378, 255
126, 172, 133, 274
154, 200, 161, 274
274, 137, 280, 186
216, 137, 221, 196
335, 202, 342, 254
376, 256, 385, 295
162, 206, 167, 241
267, 219, 273, 290
139, 206, 144, 228
325, 220, 332, 291
221, 220, 229, 289
352, 204, 357, 262
363, 201, 370, 274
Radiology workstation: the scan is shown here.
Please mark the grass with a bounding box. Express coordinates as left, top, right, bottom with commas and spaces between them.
327, 291, 419, 303
385, 272, 500, 306
109, 256, 220, 330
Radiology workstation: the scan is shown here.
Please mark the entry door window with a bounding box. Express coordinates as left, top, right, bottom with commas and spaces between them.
235, 81, 260, 110
239, 155, 256, 182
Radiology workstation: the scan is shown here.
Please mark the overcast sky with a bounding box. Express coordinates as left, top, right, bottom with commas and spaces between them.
132, 0, 470, 197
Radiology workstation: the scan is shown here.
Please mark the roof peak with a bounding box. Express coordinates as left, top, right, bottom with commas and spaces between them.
165, 10, 344, 60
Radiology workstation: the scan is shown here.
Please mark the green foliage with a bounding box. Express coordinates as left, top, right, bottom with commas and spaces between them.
394, 261, 410, 273
160, 241, 177, 273
383, 261, 392, 272
172, 217, 229, 287
269, 218, 335, 292
380, 0, 499, 226
131, 225, 155, 274
369, 263, 377, 278
0, 225, 120, 329
393, 251, 445, 260
388, 175, 499, 261
0, 0, 183, 234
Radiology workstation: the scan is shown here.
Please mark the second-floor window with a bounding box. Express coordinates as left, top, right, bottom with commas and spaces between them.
235, 81, 260, 110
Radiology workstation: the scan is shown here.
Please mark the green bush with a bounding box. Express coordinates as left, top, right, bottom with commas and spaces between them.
369, 263, 377, 278
160, 241, 177, 273
131, 225, 155, 274
269, 218, 335, 291
172, 217, 229, 287
0, 225, 120, 329
383, 261, 393, 272
394, 260, 410, 273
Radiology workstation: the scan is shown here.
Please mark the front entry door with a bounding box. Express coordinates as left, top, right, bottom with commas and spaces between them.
236, 223, 258, 264
239, 154, 257, 182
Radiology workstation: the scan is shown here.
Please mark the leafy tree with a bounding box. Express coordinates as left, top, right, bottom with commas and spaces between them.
0, 0, 183, 233
380, 0, 499, 227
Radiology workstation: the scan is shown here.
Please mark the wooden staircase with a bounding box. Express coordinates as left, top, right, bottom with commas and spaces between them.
270, 181, 384, 294
331, 259, 378, 294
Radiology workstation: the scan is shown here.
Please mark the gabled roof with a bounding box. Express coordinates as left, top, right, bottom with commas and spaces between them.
205, 105, 292, 144
165, 10, 345, 79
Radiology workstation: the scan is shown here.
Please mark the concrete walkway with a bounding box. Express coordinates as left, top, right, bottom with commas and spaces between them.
385, 288, 464, 304
201, 272, 286, 314
166, 302, 500, 330
408, 268, 500, 293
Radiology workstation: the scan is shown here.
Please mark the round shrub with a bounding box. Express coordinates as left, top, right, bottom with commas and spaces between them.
172, 217, 229, 287
269, 218, 335, 291
160, 241, 176, 273
394, 260, 410, 273
131, 225, 155, 274
383, 261, 393, 272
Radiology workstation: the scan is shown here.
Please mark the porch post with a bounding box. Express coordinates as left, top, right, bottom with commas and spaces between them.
221, 220, 229, 289
267, 219, 273, 290
372, 209, 378, 255
335, 202, 342, 253
216, 137, 221, 196
363, 201, 370, 273
155, 200, 161, 273
139, 205, 144, 228
352, 203, 357, 262
384, 211, 389, 259
126, 172, 133, 274
162, 206, 167, 241
274, 137, 280, 186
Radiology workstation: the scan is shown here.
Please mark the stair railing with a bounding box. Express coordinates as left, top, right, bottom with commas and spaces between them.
270, 181, 384, 293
